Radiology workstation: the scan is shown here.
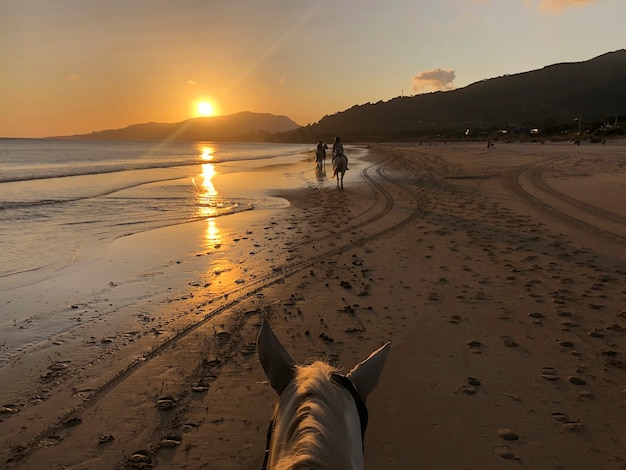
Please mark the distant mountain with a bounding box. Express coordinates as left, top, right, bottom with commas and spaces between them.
50, 50, 626, 143
50, 111, 300, 142
277, 49, 626, 142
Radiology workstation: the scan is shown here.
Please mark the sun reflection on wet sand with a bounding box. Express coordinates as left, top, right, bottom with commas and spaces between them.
204, 217, 222, 249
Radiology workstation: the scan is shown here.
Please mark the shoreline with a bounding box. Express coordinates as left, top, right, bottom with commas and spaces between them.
1, 142, 625, 469
0, 149, 327, 403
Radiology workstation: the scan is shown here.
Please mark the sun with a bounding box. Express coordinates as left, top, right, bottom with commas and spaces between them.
197, 101, 215, 117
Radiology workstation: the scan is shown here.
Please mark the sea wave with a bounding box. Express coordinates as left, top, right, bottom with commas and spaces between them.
0, 140, 309, 284
0, 139, 310, 183
0, 153, 303, 184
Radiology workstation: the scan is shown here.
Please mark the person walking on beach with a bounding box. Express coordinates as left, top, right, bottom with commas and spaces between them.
332, 136, 348, 170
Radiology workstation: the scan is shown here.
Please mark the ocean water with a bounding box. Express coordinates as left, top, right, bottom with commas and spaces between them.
0, 139, 310, 288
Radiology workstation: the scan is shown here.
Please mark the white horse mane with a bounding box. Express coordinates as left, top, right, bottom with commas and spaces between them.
270, 361, 363, 470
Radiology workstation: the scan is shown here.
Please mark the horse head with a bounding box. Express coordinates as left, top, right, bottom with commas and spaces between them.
257, 320, 390, 469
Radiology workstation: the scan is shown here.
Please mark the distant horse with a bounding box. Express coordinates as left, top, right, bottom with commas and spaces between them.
332, 154, 348, 189
315, 148, 325, 171
257, 321, 390, 470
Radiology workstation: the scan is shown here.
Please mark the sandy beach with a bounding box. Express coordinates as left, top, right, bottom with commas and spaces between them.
1, 141, 626, 469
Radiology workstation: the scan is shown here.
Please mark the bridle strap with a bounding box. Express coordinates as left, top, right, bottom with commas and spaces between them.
261, 409, 277, 470
331, 373, 369, 443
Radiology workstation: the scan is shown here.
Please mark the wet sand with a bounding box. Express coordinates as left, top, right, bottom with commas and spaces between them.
1, 142, 625, 469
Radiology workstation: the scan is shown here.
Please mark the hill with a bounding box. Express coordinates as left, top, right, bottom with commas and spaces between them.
49, 50, 626, 143
49, 111, 300, 142
277, 49, 626, 142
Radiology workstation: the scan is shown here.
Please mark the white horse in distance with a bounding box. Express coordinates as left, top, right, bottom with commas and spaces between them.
332, 154, 348, 189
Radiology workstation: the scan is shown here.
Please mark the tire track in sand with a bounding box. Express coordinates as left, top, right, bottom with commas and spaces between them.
509, 157, 626, 246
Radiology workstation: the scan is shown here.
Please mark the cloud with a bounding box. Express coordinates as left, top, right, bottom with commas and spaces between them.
536, 0, 599, 13
478, 0, 599, 12
412, 68, 456, 92
187, 79, 196, 85
520, 0, 599, 12
279, 77, 286, 87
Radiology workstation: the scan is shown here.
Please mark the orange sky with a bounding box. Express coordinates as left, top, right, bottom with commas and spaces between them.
1, 0, 622, 138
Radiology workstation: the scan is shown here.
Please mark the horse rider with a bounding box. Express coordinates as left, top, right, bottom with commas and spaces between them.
316, 140, 328, 165
332, 136, 348, 170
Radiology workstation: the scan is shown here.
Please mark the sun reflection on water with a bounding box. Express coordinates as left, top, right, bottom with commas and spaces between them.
204, 217, 221, 248
199, 144, 215, 161
191, 145, 223, 248
191, 163, 220, 218
200, 163, 217, 196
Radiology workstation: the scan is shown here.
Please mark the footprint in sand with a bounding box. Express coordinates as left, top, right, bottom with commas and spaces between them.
541, 367, 559, 381
494, 445, 515, 459
587, 329, 605, 338
0, 405, 17, 415
551, 412, 584, 431
497, 428, 519, 441
561, 320, 578, 330
458, 378, 481, 395
127, 450, 151, 467
156, 396, 177, 411
63, 417, 82, 428
466, 340, 483, 354
551, 412, 569, 422
501, 336, 518, 347
460, 386, 477, 395
98, 434, 115, 445
467, 377, 481, 386
578, 390, 595, 399
601, 350, 623, 367
562, 420, 584, 431
319, 332, 334, 343
567, 375, 586, 386
192, 384, 210, 393
528, 311, 544, 325
241, 342, 256, 355
160, 435, 182, 449
204, 358, 223, 368
606, 323, 625, 332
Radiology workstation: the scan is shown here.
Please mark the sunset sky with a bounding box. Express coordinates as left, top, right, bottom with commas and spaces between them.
1, 0, 624, 138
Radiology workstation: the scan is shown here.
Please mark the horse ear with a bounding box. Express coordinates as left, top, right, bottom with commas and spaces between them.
346, 342, 391, 401
257, 320, 296, 395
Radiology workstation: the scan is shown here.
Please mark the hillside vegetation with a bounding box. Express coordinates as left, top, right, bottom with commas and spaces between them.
277, 49, 626, 142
